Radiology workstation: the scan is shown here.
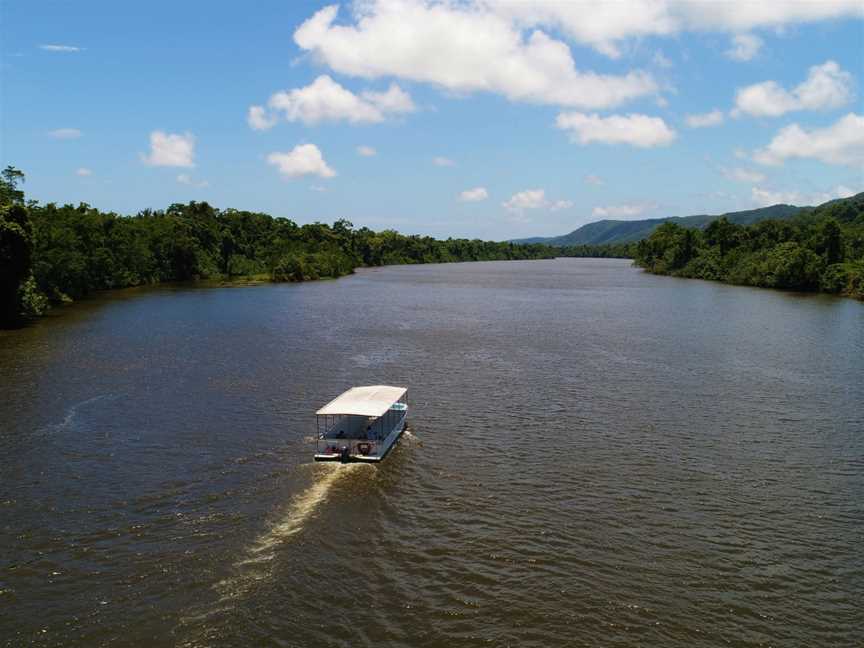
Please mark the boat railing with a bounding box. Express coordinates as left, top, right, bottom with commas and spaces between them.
316, 438, 381, 457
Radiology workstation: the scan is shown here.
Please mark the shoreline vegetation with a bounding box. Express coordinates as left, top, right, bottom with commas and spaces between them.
2, 166, 861, 327
2, 167, 565, 327
632, 192, 864, 300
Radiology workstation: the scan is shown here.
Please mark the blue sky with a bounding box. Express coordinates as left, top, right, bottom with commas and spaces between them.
2, 1, 862, 240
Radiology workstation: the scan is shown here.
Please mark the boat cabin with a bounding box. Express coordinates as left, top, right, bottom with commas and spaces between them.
314, 385, 408, 462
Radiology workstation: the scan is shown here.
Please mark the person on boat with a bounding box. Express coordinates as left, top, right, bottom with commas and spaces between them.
365, 425, 374, 439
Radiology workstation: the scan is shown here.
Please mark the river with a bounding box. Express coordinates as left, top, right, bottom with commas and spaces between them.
1, 258, 862, 647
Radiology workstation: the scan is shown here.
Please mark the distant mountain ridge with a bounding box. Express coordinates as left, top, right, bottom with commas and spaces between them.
514, 203, 805, 246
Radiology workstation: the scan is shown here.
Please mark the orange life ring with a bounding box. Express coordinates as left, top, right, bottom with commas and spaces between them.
357, 442, 372, 455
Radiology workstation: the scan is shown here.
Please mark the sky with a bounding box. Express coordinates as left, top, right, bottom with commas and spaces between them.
1, 0, 863, 240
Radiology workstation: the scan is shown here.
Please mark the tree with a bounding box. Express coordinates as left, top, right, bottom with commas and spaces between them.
0, 167, 41, 326
816, 218, 844, 265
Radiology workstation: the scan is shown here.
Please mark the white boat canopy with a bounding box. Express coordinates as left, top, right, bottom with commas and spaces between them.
316, 385, 407, 418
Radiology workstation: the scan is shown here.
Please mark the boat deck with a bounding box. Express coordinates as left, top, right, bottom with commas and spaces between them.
315, 406, 407, 463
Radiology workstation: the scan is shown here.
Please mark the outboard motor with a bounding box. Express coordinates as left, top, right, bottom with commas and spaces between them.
339, 445, 351, 463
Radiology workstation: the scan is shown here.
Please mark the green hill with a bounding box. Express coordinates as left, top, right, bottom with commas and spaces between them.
515, 203, 803, 246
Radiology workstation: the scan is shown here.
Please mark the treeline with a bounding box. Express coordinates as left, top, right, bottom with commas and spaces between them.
0, 167, 554, 326
633, 193, 864, 299
558, 242, 635, 258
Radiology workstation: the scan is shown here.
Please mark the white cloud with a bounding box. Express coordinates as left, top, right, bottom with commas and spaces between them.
48, 128, 82, 139
751, 185, 855, 207
556, 112, 676, 147
39, 44, 82, 52
248, 106, 278, 131
141, 131, 195, 167
489, 1, 863, 58
502, 188, 570, 212
75, 167, 92, 177
733, 60, 853, 117
686, 110, 724, 128
248, 75, 415, 129
356, 145, 377, 157
294, 2, 659, 108
310, 185, 327, 192
503, 189, 547, 211
177, 174, 208, 188
592, 203, 654, 218
267, 144, 336, 179
720, 166, 766, 183
489, 1, 677, 59
725, 33, 762, 61
459, 187, 489, 202
293, 1, 862, 72
753, 113, 864, 166
584, 174, 604, 186
362, 83, 416, 114
673, 1, 863, 32
433, 156, 455, 167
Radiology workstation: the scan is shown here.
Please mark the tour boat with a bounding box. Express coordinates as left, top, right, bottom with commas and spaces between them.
314, 385, 408, 462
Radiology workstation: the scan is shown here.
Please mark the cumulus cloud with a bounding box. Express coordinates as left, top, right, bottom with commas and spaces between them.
141, 131, 195, 167
248, 106, 277, 131
433, 156, 455, 167
40, 44, 82, 52
584, 174, 604, 186
48, 128, 82, 139
674, 1, 863, 32
356, 145, 377, 157
751, 185, 855, 207
490, 1, 863, 57
733, 61, 853, 117
267, 144, 336, 179
459, 187, 489, 202
362, 83, 416, 114
753, 113, 864, 166
592, 203, 654, 218
75, 167, 92, 177
556, 112, 676, 147
720, 166, 766, 183
248, 75, 415, 129
294, 3, 659, 109
293, 1, 862, 74
503, 189, 547, 211
686, 110, 724, 128
502, 189, 571, 212
725, 33, 762, 61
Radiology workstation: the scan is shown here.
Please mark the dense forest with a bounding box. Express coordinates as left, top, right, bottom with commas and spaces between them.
4, 165, 859, 327
633, 193, 864, 299
558, 242, 636, 259
0, 167, 556, 326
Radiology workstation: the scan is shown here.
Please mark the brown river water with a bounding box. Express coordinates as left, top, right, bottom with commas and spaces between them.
1, 258, 862, 647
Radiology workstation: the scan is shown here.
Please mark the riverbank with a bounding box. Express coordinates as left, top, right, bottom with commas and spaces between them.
632, 192, 864, 300
1, 167, 557, 326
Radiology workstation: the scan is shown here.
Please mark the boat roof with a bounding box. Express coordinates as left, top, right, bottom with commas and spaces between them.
316, 385, 407, 418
